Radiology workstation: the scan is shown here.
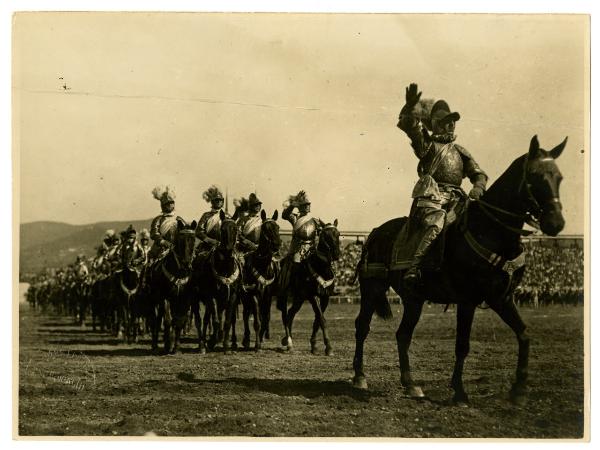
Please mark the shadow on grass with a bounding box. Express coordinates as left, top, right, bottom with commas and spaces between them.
176, 372, 383, 401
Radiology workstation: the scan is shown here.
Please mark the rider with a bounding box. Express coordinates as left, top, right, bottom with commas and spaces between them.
236, 193, 263, 254
397, 83, 488, 287
149, 185, 182, 262
195, 185, 230, 253
139, 228, 152, 264
279, 190, 323, 293
116, 225, 146, 272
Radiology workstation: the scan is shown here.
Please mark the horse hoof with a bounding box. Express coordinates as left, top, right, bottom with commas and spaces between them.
452, 396, 470, 407
353, 376, 368, 390
325, 346, 334, 357
406, 386, 425, 398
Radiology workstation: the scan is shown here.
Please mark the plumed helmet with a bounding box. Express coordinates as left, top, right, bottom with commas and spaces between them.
152, 185, 176, 205
104, 229, 115, 240
140, 228, 150, 240
233, 196, 249, 213
248, 193, 262, 207
430, 100, 460, 126
295, 190, 310, 206
202, 185, 224, 203
123, 224, 136, 236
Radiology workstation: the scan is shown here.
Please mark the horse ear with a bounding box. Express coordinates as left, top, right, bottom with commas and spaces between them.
333, 218, 338, 228
191, 220, 197, 230
529, 135, 540, 158
261, 209, 267, 222
550, 136, 568, 159
219, 210, 226, 221
272, 209, 278, 221
232, 210, 239, 221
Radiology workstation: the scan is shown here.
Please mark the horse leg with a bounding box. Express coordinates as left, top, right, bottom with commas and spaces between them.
352, 283, 378, 389
252, 295, 261, 351
242, 296, 252, 350
163, 299, 173, 354
396, 300, 425, 398
260, 294, 272, 341
489, 300, 530, 405
222, 300, 235, 354
192, 301, 205, 353
450, 303, 476, 405
151, 304, 160, 352
310, 295, 333, 356
231, 302, 239, 350
283, 298, 303, 351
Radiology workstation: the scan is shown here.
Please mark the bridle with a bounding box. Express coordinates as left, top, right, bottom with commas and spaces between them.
475, 156, 559, 236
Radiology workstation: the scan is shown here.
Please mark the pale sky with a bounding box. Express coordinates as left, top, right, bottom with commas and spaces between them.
14, 13, 588, 233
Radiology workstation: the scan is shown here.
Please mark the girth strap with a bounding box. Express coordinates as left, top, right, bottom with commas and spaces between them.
463, 229, 526, 277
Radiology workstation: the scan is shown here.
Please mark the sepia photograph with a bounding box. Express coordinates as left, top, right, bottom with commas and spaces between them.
13, 9, 589, 439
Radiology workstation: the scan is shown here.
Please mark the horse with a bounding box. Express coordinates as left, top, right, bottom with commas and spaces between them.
239, 209, 281, 351
111, 243, 143, 342
190, 211, 241, 354
145, 219, 197, 354
352, 135, 567, 406
280, 219, 341, 355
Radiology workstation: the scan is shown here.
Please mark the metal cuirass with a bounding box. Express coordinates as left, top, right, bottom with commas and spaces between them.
242, 215, 262, 244
294, 216, 318, 241
205, 212, 222, 240
418, 143, 464, 186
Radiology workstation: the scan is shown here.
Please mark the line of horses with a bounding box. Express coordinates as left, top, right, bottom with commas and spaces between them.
25, 135, 569, 406
29, 209, 342, 357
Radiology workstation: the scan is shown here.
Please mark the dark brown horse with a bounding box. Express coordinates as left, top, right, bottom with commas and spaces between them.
146, 219, 197, 354
191, 211, 241, 353
239, 209, 281, 351
352, 135, 567, 405
111, 243, 142, 343
280, 219, 341, 355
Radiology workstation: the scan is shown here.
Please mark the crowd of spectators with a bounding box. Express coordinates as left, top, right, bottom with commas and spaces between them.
512, 241, 584, 307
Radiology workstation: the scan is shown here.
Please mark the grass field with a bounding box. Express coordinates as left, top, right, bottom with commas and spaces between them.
17, 300, 585, 438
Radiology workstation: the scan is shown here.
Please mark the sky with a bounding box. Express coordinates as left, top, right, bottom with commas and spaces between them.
13, 12, 588, 234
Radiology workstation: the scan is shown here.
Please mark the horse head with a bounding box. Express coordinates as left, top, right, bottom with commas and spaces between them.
318, 218, 341, 262
219, 210, 238, 253
174, 218, 197, 267
120, 241, 137, 269
522, 135, 567, 236
259, 209, 281, 254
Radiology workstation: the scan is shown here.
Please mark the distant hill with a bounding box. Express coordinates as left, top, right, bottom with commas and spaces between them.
19, 219, 154, 275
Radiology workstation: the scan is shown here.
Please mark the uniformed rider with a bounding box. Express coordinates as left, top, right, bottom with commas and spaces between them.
279, 190, 322, 294
236, 193, 263, 254
195, 185, 230, 253
148, 185, 182, 261
397, 82, 488, 287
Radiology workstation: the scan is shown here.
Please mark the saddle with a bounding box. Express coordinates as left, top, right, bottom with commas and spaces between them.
397, 196, 467, 271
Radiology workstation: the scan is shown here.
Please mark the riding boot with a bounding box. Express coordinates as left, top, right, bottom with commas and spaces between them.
404, 226, 441, 287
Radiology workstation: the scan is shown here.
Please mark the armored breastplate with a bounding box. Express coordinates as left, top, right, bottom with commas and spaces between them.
294, 215, 318, 241
242, 215, 262, 243
205, 212, 222, 239
427, 144, 464, 186
160, 215, 178, 242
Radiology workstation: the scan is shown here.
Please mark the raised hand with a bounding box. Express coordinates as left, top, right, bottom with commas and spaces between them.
405, 83, 422, 107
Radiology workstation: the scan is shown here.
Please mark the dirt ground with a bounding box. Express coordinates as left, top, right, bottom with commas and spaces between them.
17, 300, 585, 438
